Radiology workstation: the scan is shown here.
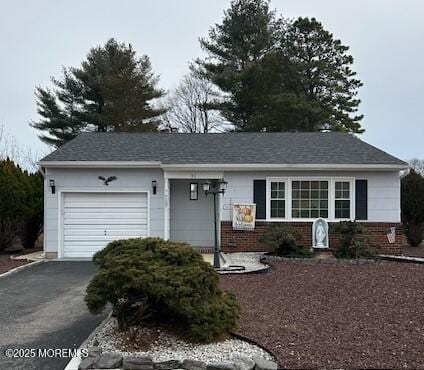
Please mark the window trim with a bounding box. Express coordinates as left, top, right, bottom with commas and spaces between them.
266, 177, 288, 220
189, 182, 198, 200
333, 179, 354, 220
266, 177, 355, 222
269, 180, 286, 219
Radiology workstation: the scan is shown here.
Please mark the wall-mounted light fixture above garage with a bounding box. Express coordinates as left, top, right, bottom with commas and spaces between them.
49, 179, 56, 194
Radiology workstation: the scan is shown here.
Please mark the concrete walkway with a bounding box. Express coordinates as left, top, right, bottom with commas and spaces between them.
12, 251, 45, 262
0, 261, 107, 370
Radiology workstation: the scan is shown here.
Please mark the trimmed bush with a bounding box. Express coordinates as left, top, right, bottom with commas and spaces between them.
85, 238, 239, 343
332, 221, 376, 259
401, 170, 424, 246
260, 224, 313, 257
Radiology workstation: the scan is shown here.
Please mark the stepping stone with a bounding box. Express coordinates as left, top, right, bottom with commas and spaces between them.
182, 359, 207, 370
155, 359, 183, 369
123, 355, 154, 369
96, 352, 123, 369
232, 355, 255, 370
206, 363, 236, 370
252, 356, 278, 370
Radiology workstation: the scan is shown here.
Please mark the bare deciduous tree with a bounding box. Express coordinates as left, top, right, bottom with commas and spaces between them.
0, 124, 42, 172
162, 70, 231, 133
409, 158, 424, 176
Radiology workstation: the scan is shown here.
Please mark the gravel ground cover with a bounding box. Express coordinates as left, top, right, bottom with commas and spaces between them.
0, 254, 30, 274
220, 261, 424, 369
86, 318, 273, 364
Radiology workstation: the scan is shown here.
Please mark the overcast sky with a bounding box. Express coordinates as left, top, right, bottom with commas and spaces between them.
0, 0, 423, 161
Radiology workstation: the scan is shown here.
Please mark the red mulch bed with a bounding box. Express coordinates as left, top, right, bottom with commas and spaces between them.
220, 262, 424, 369
0, 254, 31, 274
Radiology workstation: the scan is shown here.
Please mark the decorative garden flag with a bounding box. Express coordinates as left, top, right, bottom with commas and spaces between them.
232, 203, 256, 230
386, 227, 396, 244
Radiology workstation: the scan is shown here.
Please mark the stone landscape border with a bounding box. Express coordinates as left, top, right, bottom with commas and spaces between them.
262, 254, 424, 265
261, 255, 380, 264
65, 313, 279, 370
64, 312, 112, 370
77, 349, 279, 370
379, 254, 424, 264
230, 331, 279, 367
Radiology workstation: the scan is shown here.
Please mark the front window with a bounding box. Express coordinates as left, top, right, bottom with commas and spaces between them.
291, 180, 328, 219
270, 181, 285, 218
190, 183, 198, 200
335, 181, 351, 219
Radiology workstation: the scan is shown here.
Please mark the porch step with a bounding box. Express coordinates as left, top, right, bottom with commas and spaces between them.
313, 248, 336, 260
194, 246, 215, 254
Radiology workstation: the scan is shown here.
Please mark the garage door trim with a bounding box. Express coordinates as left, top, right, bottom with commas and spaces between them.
58, 189, 150, 259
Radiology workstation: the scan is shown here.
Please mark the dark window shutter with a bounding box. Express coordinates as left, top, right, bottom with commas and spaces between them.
254, 180, 266, 220
355, 180, 368, 220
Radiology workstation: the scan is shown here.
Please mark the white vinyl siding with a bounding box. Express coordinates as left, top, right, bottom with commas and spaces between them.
221, 171, 400, 223
43, 167, 163, 256
62, 192, 148, 258
42, 168, 402, 257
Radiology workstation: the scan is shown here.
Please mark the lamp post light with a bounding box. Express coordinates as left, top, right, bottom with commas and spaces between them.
203, 179, 228, 269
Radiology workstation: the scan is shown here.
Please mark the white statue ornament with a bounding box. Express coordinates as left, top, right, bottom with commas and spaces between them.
312, 218, 329, 249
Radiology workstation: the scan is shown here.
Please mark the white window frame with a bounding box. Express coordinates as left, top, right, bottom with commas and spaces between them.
266, 177, 288, 221
189, 182, 198, 200
332, 178, 355, 221
266, 177, 355, 222
268, 179, 287, 219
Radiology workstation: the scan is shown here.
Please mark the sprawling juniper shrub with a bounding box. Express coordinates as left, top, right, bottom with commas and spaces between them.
85, 238, 239, 342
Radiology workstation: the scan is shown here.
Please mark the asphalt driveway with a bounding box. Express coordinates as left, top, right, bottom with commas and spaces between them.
0, 261, 108, 370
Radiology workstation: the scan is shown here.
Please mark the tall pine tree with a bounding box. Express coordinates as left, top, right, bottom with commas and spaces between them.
32, 39, 164, 147
275, 17, 363, 133
199, 1, 364, 133
198, 0, 282, 129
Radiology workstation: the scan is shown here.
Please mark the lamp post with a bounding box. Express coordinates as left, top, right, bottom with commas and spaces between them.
203, 179, 228, 269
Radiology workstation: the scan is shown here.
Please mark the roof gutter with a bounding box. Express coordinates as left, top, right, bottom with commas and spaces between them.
38, 161, 407, 171
38, 161, 162, 169
161, 163, 408, 171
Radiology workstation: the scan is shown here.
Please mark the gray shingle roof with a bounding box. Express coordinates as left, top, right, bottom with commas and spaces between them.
39, 132, 406, 166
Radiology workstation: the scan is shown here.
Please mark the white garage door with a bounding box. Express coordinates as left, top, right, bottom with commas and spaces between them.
62, 192, 148, 258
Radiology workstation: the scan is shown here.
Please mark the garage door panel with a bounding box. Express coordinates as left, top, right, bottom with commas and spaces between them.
64, 230, 146, 238
64, 194, 146, 203
64, 240, 119, 247
64, 205, 147, 211
64, 224, 145, 230
65, 236, 143, 242
64, 212, 147, 220
64, 219, 147, 225
63, 192, 148, 258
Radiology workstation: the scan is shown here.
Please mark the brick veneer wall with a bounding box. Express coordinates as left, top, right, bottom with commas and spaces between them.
221, 221, 408, 255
